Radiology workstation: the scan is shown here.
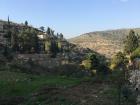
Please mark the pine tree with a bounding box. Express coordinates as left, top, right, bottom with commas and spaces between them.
60, 33, 63, 39
40, 26, 45, 32
11, 27, 18, 51
25, 21, 28, 26
4, 16, 12, 47
46, 27, 51, 35
124, 30, 139, 54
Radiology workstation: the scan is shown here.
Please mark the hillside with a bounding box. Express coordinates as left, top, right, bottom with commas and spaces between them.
69, 28, 140, 58
0, 20, 137, 105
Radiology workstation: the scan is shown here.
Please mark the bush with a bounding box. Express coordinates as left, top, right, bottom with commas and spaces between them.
110, 52, 128, 70
131, 47, 140, 60
3, 47, 14, 61
82, 59, 92, 70
8, 59, 48, 75
50, 64, 91, 78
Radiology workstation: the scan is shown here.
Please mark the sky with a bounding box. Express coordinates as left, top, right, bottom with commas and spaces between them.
0, 0, 140, 38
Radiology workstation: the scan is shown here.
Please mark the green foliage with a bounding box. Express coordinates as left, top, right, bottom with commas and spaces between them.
44, 40, 51, 52
1, 19, 66, 55
3, 46, 14, 61
124, 30, 139, 54
131, 47, 140, 60
46, 27, 51, 35
0, 71, 82, 96
44, 40, 59, 57
87, 53, 99, 67
82, 59, 92, 70
50, 40, 59, 57
82, 53, 109, 76
59, 33, 63, 39
82, 53, 99, 70
44, 27, 60, 55
49, 64, 90, 78
39, 26, 45, 32
4, 30, 11, 39
18, 28, 39, 53
57, 41, 62, 52
111, 52, 128, 70
25, 21, 28, 26
11, 27, 19, 50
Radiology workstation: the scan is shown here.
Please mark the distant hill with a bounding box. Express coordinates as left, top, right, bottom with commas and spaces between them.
69, 28, 140, 58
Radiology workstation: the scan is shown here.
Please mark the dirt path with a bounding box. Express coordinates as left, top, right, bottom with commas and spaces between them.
1, 81, 135, 105
61, 82, 116, 105
29, 82, 117, 105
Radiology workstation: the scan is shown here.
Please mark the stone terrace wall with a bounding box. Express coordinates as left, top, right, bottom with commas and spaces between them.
16, 54, 69, 68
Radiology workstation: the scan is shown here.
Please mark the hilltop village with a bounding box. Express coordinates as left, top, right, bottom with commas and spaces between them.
0, 18, 68, 55
0, 18, 97, 68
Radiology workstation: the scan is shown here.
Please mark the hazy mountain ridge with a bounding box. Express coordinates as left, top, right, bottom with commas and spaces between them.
69, 28, 140, 58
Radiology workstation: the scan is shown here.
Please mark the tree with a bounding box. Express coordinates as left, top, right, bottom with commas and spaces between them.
82, 53, 99, 70
56, 33, 59, 38
82, 59, 92, 70
124, 30, 139, 54
57, 41, 63, 52
60, 33, 63, 39
51, 30, 55, 36
50, 40, 59, 57
110, 52, 129, 86
131, 47, 140, 60
40, 26, 45, 32
87, 53, 99, 68
4, 17, 12, 47
30, 29, 39, 53
11, 27, 19, 51
110, 52, 129, 105
18, 28, 39, 53
3, 46, 14, 61
25, 21, 28, 26
4, 30, 12, 46
46, 27, 51, 35
110, 52, 128, 70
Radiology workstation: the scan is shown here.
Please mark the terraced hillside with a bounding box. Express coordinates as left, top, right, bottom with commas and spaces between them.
69, 28, 140, 58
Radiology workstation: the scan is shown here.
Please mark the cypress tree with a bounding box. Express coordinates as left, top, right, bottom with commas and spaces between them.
124, 30, 139, 54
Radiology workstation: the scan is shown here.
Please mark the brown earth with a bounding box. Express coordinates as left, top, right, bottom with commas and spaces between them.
28, 82, 118, 105
69, 28, 140, 58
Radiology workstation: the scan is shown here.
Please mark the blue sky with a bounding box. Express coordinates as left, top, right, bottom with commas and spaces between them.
0, 0, 140, 38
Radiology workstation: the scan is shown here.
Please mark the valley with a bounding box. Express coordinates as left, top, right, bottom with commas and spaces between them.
0, 19, 139, 105
69, 28, 140, 58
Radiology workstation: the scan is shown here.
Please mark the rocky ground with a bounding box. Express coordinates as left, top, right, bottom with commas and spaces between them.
129, 70, 140, 105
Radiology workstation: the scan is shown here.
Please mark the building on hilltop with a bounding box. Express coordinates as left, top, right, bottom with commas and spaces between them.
0, 18, 70, 56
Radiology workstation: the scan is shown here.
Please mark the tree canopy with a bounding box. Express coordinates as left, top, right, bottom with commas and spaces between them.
110, 52, 128, 70
124, 30, 139, 54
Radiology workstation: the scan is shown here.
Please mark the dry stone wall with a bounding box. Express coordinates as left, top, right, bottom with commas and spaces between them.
16, 54, 69, 68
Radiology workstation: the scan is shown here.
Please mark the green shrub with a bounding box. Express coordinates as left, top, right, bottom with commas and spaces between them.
49, 64, 90, 77
131, 47, 140, 60
110, 52, 128, 70
82, 59, 92, 70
